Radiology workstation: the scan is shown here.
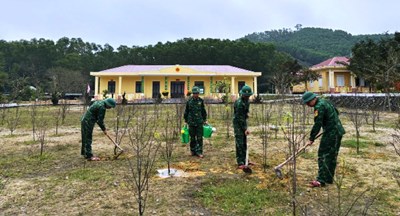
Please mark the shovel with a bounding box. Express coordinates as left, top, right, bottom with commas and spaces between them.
105, 133, 124, 159
274, 133, 322, 179
242, 134, 252, 174
243, 147, 252, 174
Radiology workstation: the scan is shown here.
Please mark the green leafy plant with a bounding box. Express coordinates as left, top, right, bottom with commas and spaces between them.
51, 92, 61, 105
161, 90, 169, 97
102, 89, 109, 99
253, 93, 263, 103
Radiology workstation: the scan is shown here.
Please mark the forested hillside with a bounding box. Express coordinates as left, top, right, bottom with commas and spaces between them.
243, 27, 391, 65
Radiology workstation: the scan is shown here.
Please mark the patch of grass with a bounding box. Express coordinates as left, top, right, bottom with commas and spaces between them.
300, 151, 316, 159
49, 133, 65, 137
373, 142, 385, 147
210, 134, 233, 148
341, 139, 369, 149
365, 152, 389, 160
342, 139, 386, 151
394, 194, 400, 202
68, 168, 110, 182
371, 189, 400, 215
347, 149, 368, 157
195, 177, 289, 215
251, 130, 265, 136
0, 177, 7, 191
0, 152, 58, 178
50, 143, 73, 152
32, 153, 56, 161
3, 134, 20, 138
20, 140, 39, 145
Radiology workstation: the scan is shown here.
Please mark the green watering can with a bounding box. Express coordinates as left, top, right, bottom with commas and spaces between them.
181, 125, 189, 144
203, 124, 215, 138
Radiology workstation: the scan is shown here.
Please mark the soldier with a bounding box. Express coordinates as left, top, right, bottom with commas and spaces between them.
81, 98, 116, 161
184, 86, 207, 158
233, 85, 253, 170
303, 91, 345, 187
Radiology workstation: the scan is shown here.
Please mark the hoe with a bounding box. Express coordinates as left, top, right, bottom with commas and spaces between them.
274, 133, 322, 179
105, 133, 124, 159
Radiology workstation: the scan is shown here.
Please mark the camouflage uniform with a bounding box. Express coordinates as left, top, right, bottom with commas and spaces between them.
81, 100, 107, 159
184, 96, 207, 155
233, 97, 250, 165
310, 98, 345, 184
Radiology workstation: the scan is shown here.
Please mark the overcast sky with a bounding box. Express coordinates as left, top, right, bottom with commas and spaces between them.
1, 0, 399, 48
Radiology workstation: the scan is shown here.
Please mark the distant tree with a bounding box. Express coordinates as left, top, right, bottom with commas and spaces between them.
47, 67, 87, 94
349, 33, 400, 91
0, 52, 8, 101
215, 77, 232, 138
346, 94, 364, 154
295, 24, 302, 31
5, 107, 21, 135
268, 53, 313, 94
30, 100, 38, 141
214, 77, 231, 103
0, 71, 8, 102
36, 108, 48, 156
348, 32, 400, 109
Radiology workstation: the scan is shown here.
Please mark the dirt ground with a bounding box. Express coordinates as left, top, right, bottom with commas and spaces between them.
0, 104, 399, 215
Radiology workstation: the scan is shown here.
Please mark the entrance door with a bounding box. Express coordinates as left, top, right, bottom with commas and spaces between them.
152, 81, 160, 98
238, 81, 245, 93
170, 81, 185, 98
108, 80, 116, 98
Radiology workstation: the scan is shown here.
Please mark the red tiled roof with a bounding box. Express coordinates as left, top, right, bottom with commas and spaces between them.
311, 57, 349, 68
99, 65, 254, 73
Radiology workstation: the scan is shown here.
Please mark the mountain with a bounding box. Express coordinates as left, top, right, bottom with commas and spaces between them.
243, 27, 392, 66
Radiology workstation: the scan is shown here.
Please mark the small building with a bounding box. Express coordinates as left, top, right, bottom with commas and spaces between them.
90, 65, 261, 101
292, 57, 370, 93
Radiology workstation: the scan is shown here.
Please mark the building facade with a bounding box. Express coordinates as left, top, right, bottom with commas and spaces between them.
292, 57, 370, 93
90, 65, 262, 101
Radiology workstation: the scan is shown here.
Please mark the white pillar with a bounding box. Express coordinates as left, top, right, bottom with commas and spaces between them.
95, 76, 99, 99
329, 70, 334, 88
231, 76, 235, 94
95, 76, 99, 95
350, 73, 356, 92
329, 70, 335, 93
253, 76, 258, 94
118, 76, 122, 95
350, 73, 355, 87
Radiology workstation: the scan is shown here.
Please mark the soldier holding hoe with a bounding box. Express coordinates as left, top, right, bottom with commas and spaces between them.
303, 91, 345, 187
81, 98, 116, 161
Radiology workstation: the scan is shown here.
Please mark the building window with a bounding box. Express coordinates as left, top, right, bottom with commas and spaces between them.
135, 81, 142, 93
318, 78, 323, 87
309, 80, 314, 88
359, 78, 365, 87
108, 80, 116, 93
337, 75, 345, 87
194, 81, 205, 94
238, 81, 245, 92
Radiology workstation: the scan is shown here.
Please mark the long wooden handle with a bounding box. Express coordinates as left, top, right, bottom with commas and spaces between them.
105, 133, 124, 151
275, 133, 322, 169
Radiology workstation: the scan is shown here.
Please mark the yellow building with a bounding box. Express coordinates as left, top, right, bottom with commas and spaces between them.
292, 57, 370, 93
90, 65, 261, 101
